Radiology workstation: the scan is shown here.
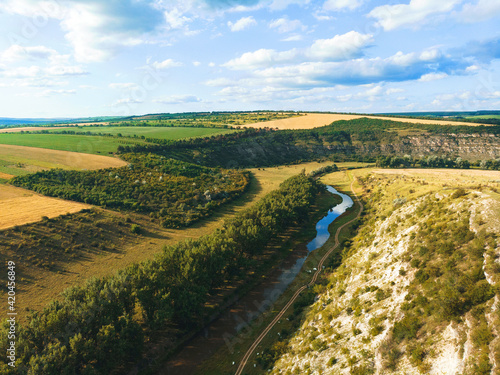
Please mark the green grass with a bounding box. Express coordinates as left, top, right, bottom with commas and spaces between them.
466, 115, 500, 120
0, 133, 149, 154
42, 126, 238, 140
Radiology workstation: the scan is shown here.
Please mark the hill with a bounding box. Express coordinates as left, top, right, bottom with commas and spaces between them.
266, 168, 500, 374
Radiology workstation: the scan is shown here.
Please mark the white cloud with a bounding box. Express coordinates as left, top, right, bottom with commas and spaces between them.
460, 0, 500, 22
281, 35, 303, 42
154, 95, 201, 104
465, 64, 480, 72
1, 45, 57, 62
223, 48, 299, 70
3, 66, 42, 78
193, 61, 201, 66
228, 16, 257, 32
386, 88, 405, 94
323, 0, 363, 11
0, 0, 166, 63
368, 0, 463, 31
45, 65, 88, 76
313, 13, 334, 21
419, 72, 448, 81
269, 17, 306, 33
307, 31, 373, 61
223, 31, 372, 70
215, 46, 448, 92
151, 59, 183, 70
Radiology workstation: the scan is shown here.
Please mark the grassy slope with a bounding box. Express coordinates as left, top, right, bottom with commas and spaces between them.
0, 133, 147, 154
267, 168, 500, 375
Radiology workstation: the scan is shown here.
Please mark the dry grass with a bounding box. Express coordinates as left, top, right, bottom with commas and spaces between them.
0, 144, 127, 171
240, 113, 492, 130
371, 168, 500, 186
0, 172, 14, 179
0, 185, 90, 230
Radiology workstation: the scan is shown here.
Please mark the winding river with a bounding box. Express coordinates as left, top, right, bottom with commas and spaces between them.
162, 185, 354, 375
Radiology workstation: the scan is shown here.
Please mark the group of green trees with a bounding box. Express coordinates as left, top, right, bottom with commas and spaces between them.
376, 155, 500, 170
11, 154, 250, 228
376, 155, 472, 169
0, 174, 322, 374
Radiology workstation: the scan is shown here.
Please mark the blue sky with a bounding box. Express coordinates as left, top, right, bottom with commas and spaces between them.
0, 0, 499, 117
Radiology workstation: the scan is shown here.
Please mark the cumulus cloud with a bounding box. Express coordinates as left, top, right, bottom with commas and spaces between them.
323, 0, 363, 11
228, 16, 257, 31
419, 72, 448, 81
223, 31, 373, 70
214, 45, 466, 93
368, 0, 462, 31
307, 31, 373, 61
269, 17, 305, 33
0, 0, 164, 63
150, 59, 183, 70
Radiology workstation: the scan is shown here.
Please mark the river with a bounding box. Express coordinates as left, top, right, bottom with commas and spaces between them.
161, 185, 353, 374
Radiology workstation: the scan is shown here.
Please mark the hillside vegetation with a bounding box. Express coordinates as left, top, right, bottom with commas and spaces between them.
268, 170, 500, 374
120, 118, 500, 168
11, 154, 250, 228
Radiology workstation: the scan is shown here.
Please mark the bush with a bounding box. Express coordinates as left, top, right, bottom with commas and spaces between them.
451, 188, 466, 199
130, 224, 141, 234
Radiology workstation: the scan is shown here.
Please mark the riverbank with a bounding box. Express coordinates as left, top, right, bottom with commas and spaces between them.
196, 172, 364, 374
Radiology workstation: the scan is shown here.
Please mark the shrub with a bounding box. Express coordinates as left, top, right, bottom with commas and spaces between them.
451, 188, 466, 199
130, 224, 141, 234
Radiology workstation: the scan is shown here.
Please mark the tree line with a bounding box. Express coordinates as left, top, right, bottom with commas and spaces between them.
0, 173, 322, 374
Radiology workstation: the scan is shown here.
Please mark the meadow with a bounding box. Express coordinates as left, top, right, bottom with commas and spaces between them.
39, 125, 238, 140
0, 133, 148, 154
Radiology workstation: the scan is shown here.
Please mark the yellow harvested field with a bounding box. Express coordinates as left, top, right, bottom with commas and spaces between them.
241, 113, 492, 130
0, 144, 127, 170
0, 172, 14, 179
240, 113, 341, 129
0, 185, 90, 230
362, 115, 490, 126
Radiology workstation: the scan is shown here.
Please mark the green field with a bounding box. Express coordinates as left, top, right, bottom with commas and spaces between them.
466, 115, 500, 119
43, 126, 238, 140
0, 133, 149, 154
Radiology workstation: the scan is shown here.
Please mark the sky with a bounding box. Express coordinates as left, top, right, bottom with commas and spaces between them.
0, 0, 499, 118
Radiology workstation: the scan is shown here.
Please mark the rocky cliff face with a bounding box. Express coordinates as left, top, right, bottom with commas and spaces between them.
270, 173, 500, 374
